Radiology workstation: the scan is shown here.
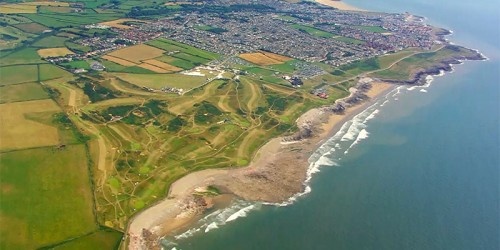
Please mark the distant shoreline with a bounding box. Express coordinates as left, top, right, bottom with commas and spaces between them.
314, 0, 365, 11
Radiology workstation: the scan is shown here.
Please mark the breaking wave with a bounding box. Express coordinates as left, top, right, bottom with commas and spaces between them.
172, 200, 259, 241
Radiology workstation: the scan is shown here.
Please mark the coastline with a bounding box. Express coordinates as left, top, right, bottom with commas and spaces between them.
123, 1, 488, 249
314, 0, 365, 11
125, 81, 395, 249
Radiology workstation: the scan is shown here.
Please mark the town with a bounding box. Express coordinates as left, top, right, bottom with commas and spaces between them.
46, 0, 443, 72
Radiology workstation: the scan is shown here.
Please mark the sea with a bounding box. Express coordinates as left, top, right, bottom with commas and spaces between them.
166, 0, 500, 249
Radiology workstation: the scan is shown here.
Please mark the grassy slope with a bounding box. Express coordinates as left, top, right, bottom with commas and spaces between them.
0, 82, 49, 103
0, 145, 97, 249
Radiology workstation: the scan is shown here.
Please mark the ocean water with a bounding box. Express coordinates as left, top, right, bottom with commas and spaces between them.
172, 0, 500, 249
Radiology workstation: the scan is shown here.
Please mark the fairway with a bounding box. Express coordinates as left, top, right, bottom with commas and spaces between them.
37, 47, 74, 58
0, 99, 61, 151
0, 145, 97, 249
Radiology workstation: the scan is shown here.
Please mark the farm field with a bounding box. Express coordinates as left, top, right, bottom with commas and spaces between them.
106, 44, 166, 64
38, 6, 74, 14
142, 59, 182, 72
0, 25, 35, 50
0, 62, 72, 85
0, 47, 45, 66
0, 82, 49, 103
61, 60, 91, 70
39, 63, 73, 80
0, 64, 39, 85
112, 72, 210, 89
103, 44, 186, 73
37, 47, 74, 58
13, 22, 49, 34
102, 42, 212, 73
239, 51, 292, 65
32, 35, 68, 48
99, 18, 146, 29
0, 1, 71, 14
0, 4, 37, 14
0, 99, 61, 151
0, 145, 98, 249
146, 38, 220, 60
21, 12, 123, 28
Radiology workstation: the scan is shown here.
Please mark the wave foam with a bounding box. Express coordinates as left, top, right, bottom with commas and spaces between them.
174, 200, 259, 240
225, 205, 255, 222
204, 222, 218, 233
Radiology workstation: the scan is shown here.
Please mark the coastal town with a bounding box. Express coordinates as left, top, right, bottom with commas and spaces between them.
46, 0, 443, 71
0, 0, 488, 250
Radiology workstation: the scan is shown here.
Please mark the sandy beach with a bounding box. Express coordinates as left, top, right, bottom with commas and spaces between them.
125, 81, 394, 249
314, 0, 365, 11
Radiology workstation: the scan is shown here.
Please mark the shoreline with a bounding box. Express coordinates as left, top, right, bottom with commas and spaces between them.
125, 81, 395, 249
123, 2, 488, 248
314, 0, 365, 11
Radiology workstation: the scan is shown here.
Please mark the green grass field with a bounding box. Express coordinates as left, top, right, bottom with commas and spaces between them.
113, 72, 208, 89
32, 35, 68, 48
291, 24, 335, 38
147, 38, 220, 60
0, 25, 35, 50
12, 22, 49, 34
39, 64, 72, 81
0, 47, 45, 66
371, 45, 473, 80
0, 65, 39, 85
22, 12, 123, 28
52, 229, 123, 250
0, 82, 49, 103
156, 55, 196, 69
0, 145, 97, 249
61, 60, 91, 70
65, 42, 91, 53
